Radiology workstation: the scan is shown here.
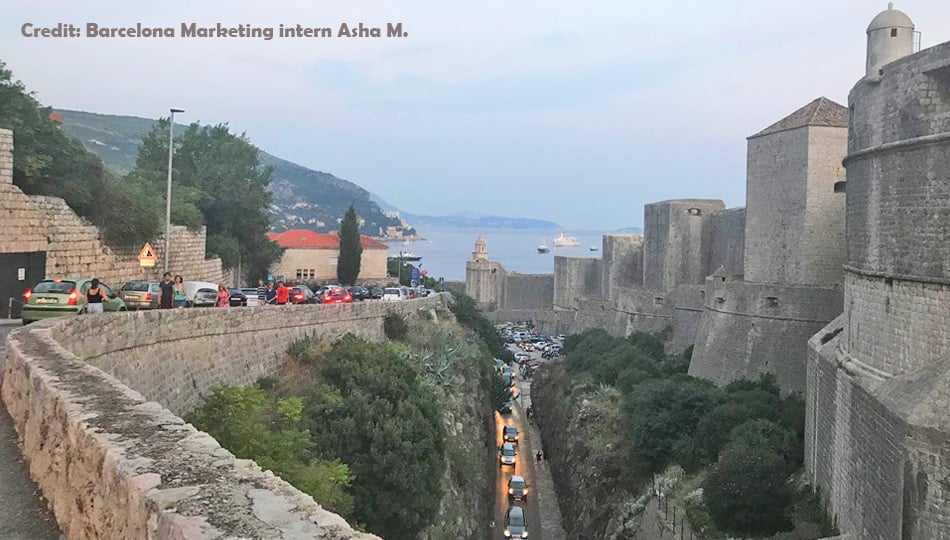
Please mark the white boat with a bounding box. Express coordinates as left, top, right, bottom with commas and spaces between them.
537, 240, 550, 253
399, 251, 422, 262
552, 232, 580, 247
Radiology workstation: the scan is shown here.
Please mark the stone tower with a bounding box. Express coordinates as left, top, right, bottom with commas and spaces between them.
743, 97, 848, 286
866, 3, 915, 80
642, 199, 725, 292
465, 236, 502, 307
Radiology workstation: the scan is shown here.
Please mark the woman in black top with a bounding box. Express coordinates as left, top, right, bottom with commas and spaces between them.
85, 278, 106, 314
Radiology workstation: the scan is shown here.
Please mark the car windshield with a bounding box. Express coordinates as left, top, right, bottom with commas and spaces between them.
384, 288, 400, 294
196, 289, 216, 297
121, 282, 151, 292
510, 478, 525, 489
502, 446, 515, 456
505, 427, 517, 434
33, 280, 76, 294
508, 509, 525, 526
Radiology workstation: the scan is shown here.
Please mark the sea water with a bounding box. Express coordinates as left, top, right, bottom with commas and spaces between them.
387, 227, 616, 281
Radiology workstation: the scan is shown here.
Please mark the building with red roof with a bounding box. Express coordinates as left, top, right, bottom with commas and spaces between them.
265, 229, 388, 283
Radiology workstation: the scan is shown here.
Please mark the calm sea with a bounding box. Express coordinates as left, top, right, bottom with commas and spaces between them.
385, 227, 615, 281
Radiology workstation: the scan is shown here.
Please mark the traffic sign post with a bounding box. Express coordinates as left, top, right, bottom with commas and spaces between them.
410, 266, 419, 286
137, 242, 158, 268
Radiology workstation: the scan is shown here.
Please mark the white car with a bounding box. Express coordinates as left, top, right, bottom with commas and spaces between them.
382, 287, 407, 301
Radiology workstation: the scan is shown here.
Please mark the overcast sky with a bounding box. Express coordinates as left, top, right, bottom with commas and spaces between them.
5, 1, 950, 230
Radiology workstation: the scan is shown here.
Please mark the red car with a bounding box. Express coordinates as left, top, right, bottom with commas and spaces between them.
322, 286, 353, 304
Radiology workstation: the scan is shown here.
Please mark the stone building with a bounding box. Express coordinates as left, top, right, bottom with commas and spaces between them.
806, 5, 950, 537
464, 236, 554, 321
265, 228, 388, 283
0, 128, 227, 317
688, 96, 848, 394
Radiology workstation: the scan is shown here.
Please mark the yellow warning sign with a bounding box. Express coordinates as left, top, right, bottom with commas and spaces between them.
138, 242, 157, 267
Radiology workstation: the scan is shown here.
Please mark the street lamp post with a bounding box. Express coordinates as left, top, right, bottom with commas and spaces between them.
164, 108, 185, 274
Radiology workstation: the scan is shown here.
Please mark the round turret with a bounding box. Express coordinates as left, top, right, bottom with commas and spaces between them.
866, 3, 915, 79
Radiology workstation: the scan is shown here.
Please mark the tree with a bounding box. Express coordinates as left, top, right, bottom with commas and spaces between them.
703, 420, 795, 537
128, 120, 278, 279
337, 204, 362, 285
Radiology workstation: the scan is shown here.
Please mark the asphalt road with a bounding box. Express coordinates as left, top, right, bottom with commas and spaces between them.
0, 322, 63, 540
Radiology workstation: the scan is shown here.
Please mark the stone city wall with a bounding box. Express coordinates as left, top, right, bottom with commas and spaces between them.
669, 285, 705, 354
701, 207, 745, 277
566, 286, 674, 337
501, 272, 554, 311
1, 295, 448, 539
553, 256, 602, 311
0, 187, 227, 288
600, 234, 643, 300
688, 277, 843, 394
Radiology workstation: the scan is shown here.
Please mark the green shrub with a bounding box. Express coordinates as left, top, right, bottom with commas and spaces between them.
703, 421, 795, 537
383, 312, 408, 341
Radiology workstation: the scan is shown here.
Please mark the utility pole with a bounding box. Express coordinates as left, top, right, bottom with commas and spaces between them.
164, 108, 185, 274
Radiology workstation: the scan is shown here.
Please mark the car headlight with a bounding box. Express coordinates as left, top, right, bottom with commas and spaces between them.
522, 531, 528, 537
508, 488, 513, 494
504, 530, 511, 537
523, 488, 528, 494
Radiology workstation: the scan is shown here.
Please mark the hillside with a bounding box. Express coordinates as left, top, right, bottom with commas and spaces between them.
371, 193, 563, 230
54, 109, 405, 235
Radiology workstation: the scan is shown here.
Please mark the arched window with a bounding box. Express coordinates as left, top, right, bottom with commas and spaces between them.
834, 181, 846, 193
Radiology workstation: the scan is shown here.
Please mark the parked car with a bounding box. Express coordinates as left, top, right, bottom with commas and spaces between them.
344, 286, 368, 301
291, 286, 321, 304
21, 278, 126, 324
321, 286, 353, 304
499, 443, 517, 467
499, 400, 513, 414
381, 287, 407, 301
191, 287, 218, 308
507, 475, 528, 502
504, 505, 529, 538
119, 281, 161, 310
228, 288, 248, 307
503, 425, 519, 444
240, 288, 261, 307
183, 281, 219, 307
368, 287, 384, 299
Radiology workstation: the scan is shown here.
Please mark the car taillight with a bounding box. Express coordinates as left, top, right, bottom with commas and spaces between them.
325, 295, 332, 301
344, 294, 352, 301
145, 293, 152, 301
294, 293, 304, 301
23, 289, 32, 301
67, 289, 78, 305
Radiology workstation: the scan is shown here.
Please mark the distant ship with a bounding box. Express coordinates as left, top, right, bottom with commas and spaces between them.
589, 246, 599, 251
537, 240, 550, 253
398, 251, 422, 261
552, 232, 580, 247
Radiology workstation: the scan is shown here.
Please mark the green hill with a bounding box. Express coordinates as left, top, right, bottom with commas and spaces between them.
54, 109, 405, 235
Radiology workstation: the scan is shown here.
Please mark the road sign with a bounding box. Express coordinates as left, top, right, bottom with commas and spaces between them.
138, 242, 158, 268
411, 267, 419, 283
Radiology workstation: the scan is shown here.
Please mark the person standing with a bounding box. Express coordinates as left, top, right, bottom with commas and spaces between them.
275, 281, 290, 305
158, 272, 174, 309
256, 279, 267, 306
216, 284, 230, 308
173, 275, 188, 308
84, 278, 106, 315
265, 281, 277, 305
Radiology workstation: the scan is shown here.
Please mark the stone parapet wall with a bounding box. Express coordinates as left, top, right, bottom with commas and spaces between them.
1, 295, 448, 539
553, 256, 602, 311
702, 207, 745, 278
0, 182, 226, 287
689, 277, 842, 394
501, 273, 554, 311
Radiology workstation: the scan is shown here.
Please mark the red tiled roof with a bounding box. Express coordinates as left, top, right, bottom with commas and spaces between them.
266, 229, 387, 249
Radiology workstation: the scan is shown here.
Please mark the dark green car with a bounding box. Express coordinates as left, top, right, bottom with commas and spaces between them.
21, 278, 127, 325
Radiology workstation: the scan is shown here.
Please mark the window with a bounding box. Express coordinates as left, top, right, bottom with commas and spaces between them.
834, 181, 846, 193
653, 296, 664, 306
296, 269, 304, 280
891, 28, 898, 37
766, 296, 779, 307
309, 269, 315, 279
687, 207, 702, 216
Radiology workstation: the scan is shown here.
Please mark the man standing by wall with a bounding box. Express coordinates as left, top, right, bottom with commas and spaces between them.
158, 272, 174, 309
256, 279, 267, 306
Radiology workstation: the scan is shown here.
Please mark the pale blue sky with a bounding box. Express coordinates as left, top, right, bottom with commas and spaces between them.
5, 1, 950, 229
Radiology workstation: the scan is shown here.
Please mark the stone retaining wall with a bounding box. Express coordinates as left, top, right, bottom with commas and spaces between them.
1, 295, 449, 539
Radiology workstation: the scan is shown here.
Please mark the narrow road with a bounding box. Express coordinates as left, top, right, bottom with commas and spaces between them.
0, 321, 63, 539
491, 345, 566, 540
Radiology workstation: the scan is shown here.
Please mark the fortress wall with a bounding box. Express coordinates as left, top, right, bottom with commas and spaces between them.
600, 234, 643, 300
0, 181, 226, 287
802, 126, 847, 284
1, 295, 447, 539
643, 199, 724, 292
702, 207, 745, 277
501, 273, 554, 311
744, 128, 809, 284
553, 256, 602, 311
689, 277, 842, 394
670, 285, 705, 354
566, 287, 674, 337
465, 259, 504, 308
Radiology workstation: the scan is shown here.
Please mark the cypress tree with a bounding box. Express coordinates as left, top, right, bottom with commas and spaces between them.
338, 204, 363, 285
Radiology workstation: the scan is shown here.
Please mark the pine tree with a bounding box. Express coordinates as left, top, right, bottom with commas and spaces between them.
338, 204, 363, 285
